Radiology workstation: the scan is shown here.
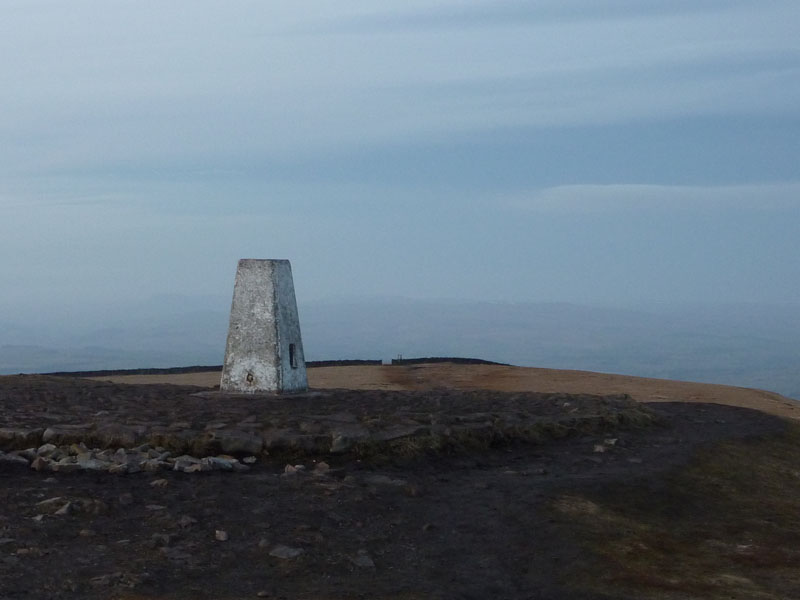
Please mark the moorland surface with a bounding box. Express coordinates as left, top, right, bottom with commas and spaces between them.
96, 362, 800, 420
1, 363, 800, 599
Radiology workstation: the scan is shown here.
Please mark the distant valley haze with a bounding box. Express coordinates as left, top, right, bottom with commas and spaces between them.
2, 296, 799, 402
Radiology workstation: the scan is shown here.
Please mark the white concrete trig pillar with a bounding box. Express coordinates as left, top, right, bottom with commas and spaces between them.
220, 259, 308, 394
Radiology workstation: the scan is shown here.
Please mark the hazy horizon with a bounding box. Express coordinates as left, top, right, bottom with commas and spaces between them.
3, 296, 800, 402
2, 3, 798, 397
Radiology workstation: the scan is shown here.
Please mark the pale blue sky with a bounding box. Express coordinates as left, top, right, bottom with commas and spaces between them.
1, 0, 799, 322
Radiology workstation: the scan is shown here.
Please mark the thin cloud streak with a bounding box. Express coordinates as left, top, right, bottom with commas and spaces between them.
1, 1, 797, 180
512, 183, 800, 213
318, 0, 765, 33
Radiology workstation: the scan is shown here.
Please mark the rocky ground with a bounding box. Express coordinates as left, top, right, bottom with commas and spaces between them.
0, 375, 656, 472
0, 374, 790, 599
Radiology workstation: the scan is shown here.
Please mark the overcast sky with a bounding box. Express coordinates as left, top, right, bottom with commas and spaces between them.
2, 0, 799, 322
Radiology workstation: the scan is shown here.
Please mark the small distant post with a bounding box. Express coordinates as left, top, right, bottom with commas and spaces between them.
220, 259, 308, 394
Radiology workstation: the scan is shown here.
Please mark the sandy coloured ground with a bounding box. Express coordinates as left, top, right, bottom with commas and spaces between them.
92, 362, 800, 420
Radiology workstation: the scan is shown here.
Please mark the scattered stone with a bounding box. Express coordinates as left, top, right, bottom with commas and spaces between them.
215, 529, 229, 541
54, 502, 72, 516
173, 455, 208, 473
351, 550, 375, 568
178, 515, 198, 528
19, 448, 38, 461
36, 497, 66, 512
150, 478, 169, 487
146, 504, 166, 511
161, 546, 192, 563
36, 443, 58, 456
77, 454, 111, 471
52, 457, 81, 473
330, 436, 353, 453
231, 460, 250, 472
30, 456, 52, 471
79, 529, 95, 537
201, 456, 234, 471
269, 544, 303, 559
313, 461, 330, 475
168, 421, 191, 431
258, 538, 271, 549
89, 572, 123, 587
85, 498, 109, 514
0, 452, 29, 466
592, 444, 607, 453
365, 474, 407, 487
243, 456, 257, 464
68, 442, 89, 456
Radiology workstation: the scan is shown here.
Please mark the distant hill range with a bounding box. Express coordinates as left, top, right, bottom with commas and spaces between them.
2, 297, 799, 400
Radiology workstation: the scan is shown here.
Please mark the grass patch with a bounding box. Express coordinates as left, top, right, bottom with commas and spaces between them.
554, 423, 800, 599
351, 405, 658, 463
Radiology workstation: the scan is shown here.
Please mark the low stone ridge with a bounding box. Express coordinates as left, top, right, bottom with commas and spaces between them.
0, 375, 657, 474
42, 359, 383, 379
43, 365, 225, 378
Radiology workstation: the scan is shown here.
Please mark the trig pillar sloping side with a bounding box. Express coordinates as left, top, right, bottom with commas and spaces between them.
220, 259, 308, 394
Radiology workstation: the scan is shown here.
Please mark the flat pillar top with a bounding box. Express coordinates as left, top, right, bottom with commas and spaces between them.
238, 258, 290, 265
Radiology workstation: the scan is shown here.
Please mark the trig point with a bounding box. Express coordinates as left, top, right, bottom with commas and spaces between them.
220, 259, 308, 394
